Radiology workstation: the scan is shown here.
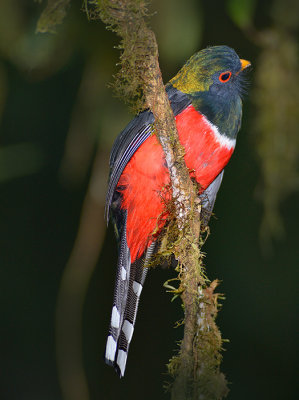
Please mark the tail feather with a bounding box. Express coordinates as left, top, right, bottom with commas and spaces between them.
105, 211, 131, 366
105, 170, 224, 376
105, 212, 155, 377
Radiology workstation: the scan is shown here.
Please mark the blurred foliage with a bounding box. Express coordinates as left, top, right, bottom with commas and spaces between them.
227, 0, 256, 29
254, 29, 299, 247
152, 0, 202, 64
228, 0, 299, 249
36, 0, 71, 33
0, 63, 7, 119
0, 0, 124, 184
0, 143, 44, 181
0, 0, 72, 75
251, 0, 299, 248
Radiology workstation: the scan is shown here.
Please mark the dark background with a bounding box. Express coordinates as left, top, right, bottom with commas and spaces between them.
0, 1, 298, 399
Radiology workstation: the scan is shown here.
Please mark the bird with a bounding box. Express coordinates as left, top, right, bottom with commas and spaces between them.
104, 45, 250, 377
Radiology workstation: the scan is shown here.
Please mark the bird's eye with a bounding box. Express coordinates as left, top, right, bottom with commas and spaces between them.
219, 71, 232, 83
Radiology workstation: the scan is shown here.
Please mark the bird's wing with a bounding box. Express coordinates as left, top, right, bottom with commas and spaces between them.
105, 85, 191, 222
200, 170, 224, 226
105, 112, 154, 222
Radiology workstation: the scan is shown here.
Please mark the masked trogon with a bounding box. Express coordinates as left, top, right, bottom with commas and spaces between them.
104, 45, 250, 377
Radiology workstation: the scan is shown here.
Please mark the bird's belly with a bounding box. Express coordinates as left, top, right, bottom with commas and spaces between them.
118, 105, 235, 262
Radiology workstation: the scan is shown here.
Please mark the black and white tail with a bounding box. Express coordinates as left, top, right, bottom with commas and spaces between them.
105, 212, 155, 377
105, 170, 224, 376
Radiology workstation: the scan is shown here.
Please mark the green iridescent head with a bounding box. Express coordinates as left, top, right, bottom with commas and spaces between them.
170, 45, 250, 95
170, 45, 251, 138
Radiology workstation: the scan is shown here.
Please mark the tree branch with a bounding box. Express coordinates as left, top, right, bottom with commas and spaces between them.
36, 1, 229, 398
89, 1, 229, 398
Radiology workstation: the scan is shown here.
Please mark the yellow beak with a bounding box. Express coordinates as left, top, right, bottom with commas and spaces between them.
240, 59, 251, 71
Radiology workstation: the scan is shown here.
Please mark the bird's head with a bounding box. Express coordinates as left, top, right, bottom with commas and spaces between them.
170, 45, 251, 137
170, 45, 250, 99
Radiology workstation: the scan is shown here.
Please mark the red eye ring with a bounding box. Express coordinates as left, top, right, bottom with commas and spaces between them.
219, 71, 232, 83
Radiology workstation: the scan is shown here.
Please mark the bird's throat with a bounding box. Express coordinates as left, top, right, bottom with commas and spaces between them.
189, 91, 242, 140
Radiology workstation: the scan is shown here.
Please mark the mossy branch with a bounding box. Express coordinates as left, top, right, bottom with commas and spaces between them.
87, 1, 228, 398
